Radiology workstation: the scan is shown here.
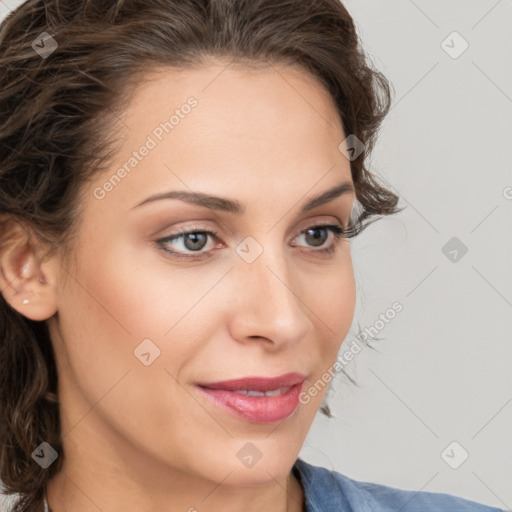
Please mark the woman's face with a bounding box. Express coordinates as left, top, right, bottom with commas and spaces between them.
44, 61, 356, 504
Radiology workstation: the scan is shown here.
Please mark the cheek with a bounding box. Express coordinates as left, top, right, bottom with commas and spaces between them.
300, 252, 356, 404
53, 243, 214, 456
310, 253, 356, 346
55, 237, 227, 386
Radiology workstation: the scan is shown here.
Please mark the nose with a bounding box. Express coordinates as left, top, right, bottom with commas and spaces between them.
227, 244, 312, 350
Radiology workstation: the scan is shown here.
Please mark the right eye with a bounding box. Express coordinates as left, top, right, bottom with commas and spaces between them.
156, 227, 221, 260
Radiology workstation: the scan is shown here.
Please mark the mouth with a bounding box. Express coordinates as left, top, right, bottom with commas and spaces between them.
195, 372, 306, 424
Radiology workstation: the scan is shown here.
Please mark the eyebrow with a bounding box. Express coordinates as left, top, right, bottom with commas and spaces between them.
132, 180, 355, 214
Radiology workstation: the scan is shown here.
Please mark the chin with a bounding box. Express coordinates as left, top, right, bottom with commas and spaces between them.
180, 438, 302, 488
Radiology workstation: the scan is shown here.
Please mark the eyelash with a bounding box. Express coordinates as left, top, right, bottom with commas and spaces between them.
155, 222, 354, 261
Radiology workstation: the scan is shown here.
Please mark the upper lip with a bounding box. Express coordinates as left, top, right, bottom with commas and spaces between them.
197, 372, 306, 391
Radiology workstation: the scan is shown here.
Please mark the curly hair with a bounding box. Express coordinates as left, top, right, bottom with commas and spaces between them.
0, 0, 402, 509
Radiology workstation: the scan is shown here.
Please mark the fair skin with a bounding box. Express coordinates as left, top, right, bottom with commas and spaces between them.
0, 60, 356, 511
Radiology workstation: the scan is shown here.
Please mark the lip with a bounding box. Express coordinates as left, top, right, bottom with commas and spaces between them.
196, 372, 306, 424
197, 372, 306, 391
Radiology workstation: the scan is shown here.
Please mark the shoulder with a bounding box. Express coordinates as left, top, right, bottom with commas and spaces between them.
293, 458, 505, 512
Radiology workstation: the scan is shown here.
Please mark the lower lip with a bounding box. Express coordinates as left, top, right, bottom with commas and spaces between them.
196, 382, 304, 424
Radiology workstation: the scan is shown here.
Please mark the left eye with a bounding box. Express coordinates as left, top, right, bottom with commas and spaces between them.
156, 223, 349, 260
293, 224, 345, 250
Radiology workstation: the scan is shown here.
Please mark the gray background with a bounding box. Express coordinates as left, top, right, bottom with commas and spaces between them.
1, 0, 511, 510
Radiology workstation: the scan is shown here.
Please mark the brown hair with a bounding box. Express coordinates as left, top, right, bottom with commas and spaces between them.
0, 0, 402, 509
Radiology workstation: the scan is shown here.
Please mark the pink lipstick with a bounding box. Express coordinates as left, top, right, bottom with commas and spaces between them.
196, 372, 306, 423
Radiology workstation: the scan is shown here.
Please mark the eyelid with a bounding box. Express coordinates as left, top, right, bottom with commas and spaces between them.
156, 216, 345, 243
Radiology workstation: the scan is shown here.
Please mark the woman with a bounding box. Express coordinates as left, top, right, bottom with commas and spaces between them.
0, 0, 504, 511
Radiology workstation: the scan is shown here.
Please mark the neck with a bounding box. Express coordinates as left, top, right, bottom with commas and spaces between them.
46, 468, 304, 512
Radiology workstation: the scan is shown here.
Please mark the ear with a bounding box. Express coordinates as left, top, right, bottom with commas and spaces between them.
0, 216, 59, 321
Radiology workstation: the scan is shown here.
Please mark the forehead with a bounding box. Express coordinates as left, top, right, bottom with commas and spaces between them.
84, 61, 352, 218
121, 60, 343, 142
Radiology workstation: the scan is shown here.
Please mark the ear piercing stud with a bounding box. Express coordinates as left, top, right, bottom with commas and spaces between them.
22, 299, 30, 305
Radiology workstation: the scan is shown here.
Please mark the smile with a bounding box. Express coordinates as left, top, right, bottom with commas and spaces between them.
196, 373, 306, 423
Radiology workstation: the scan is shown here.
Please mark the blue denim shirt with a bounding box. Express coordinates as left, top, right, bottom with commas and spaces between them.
293, 458, 506, 512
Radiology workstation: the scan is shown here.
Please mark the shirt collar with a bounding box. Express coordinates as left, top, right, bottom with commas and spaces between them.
292, 457, 356, 512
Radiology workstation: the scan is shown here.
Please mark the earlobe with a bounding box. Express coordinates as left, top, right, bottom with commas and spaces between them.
0, 217, 58, 321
